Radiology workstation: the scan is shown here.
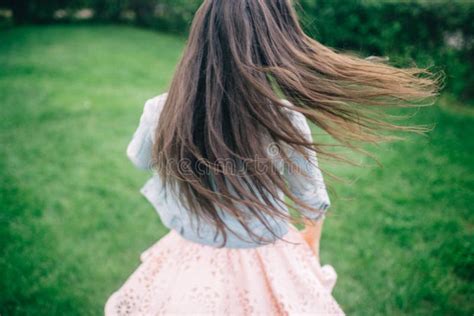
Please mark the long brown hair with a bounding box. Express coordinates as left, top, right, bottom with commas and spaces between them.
152, 0, 440, 246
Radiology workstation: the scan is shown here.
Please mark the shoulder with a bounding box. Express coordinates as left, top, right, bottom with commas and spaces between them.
279, 99, 311, 136
148, 92, 168, 107
142, 92, 169, 122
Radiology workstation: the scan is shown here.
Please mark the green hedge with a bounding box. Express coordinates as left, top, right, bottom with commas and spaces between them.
3, 0, 473, 102
298, 0, 474, 102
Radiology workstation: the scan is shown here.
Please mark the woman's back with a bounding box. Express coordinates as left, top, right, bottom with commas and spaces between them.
127, 93, 331, 248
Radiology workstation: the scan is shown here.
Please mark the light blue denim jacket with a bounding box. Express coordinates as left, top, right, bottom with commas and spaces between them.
127, 93, 330, 248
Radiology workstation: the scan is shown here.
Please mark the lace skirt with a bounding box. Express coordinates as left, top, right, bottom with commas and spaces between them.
104, 223, 345, 315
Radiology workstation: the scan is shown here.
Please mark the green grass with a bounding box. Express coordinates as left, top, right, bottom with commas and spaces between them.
0, 25, 472, 315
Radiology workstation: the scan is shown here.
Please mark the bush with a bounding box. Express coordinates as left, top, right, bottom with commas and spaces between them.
5, 0, 71, 23
88, 0, 128, 21
298, 0, 474, 102
131, 0, 201, 31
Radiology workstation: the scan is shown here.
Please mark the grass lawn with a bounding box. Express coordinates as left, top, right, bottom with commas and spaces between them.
1, 25, 473, 315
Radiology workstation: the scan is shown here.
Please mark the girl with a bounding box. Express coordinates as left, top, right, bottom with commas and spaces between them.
105, 0, 438, 314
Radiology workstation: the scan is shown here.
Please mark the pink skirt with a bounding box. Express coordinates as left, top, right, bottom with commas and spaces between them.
105, 224, 345, 315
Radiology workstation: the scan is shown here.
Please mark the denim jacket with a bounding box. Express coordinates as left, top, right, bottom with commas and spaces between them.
127, 93, 330, 248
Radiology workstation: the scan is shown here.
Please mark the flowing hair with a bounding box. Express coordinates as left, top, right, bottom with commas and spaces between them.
152, 0, 440, 246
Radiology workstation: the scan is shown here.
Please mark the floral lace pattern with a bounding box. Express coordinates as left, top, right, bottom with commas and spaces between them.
105, 224, 344, 315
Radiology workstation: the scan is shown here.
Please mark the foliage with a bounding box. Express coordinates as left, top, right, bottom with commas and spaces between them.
298, 0, 474, 102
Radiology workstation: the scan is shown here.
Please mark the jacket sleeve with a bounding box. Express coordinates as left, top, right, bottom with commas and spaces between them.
126, 93, 167, 170
283, 107, 331, 221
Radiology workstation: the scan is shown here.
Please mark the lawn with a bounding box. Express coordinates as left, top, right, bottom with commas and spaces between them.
1, 25, 473, 315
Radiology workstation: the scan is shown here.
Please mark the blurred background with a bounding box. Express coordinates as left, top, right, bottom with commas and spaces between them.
0, 0, 472, 315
